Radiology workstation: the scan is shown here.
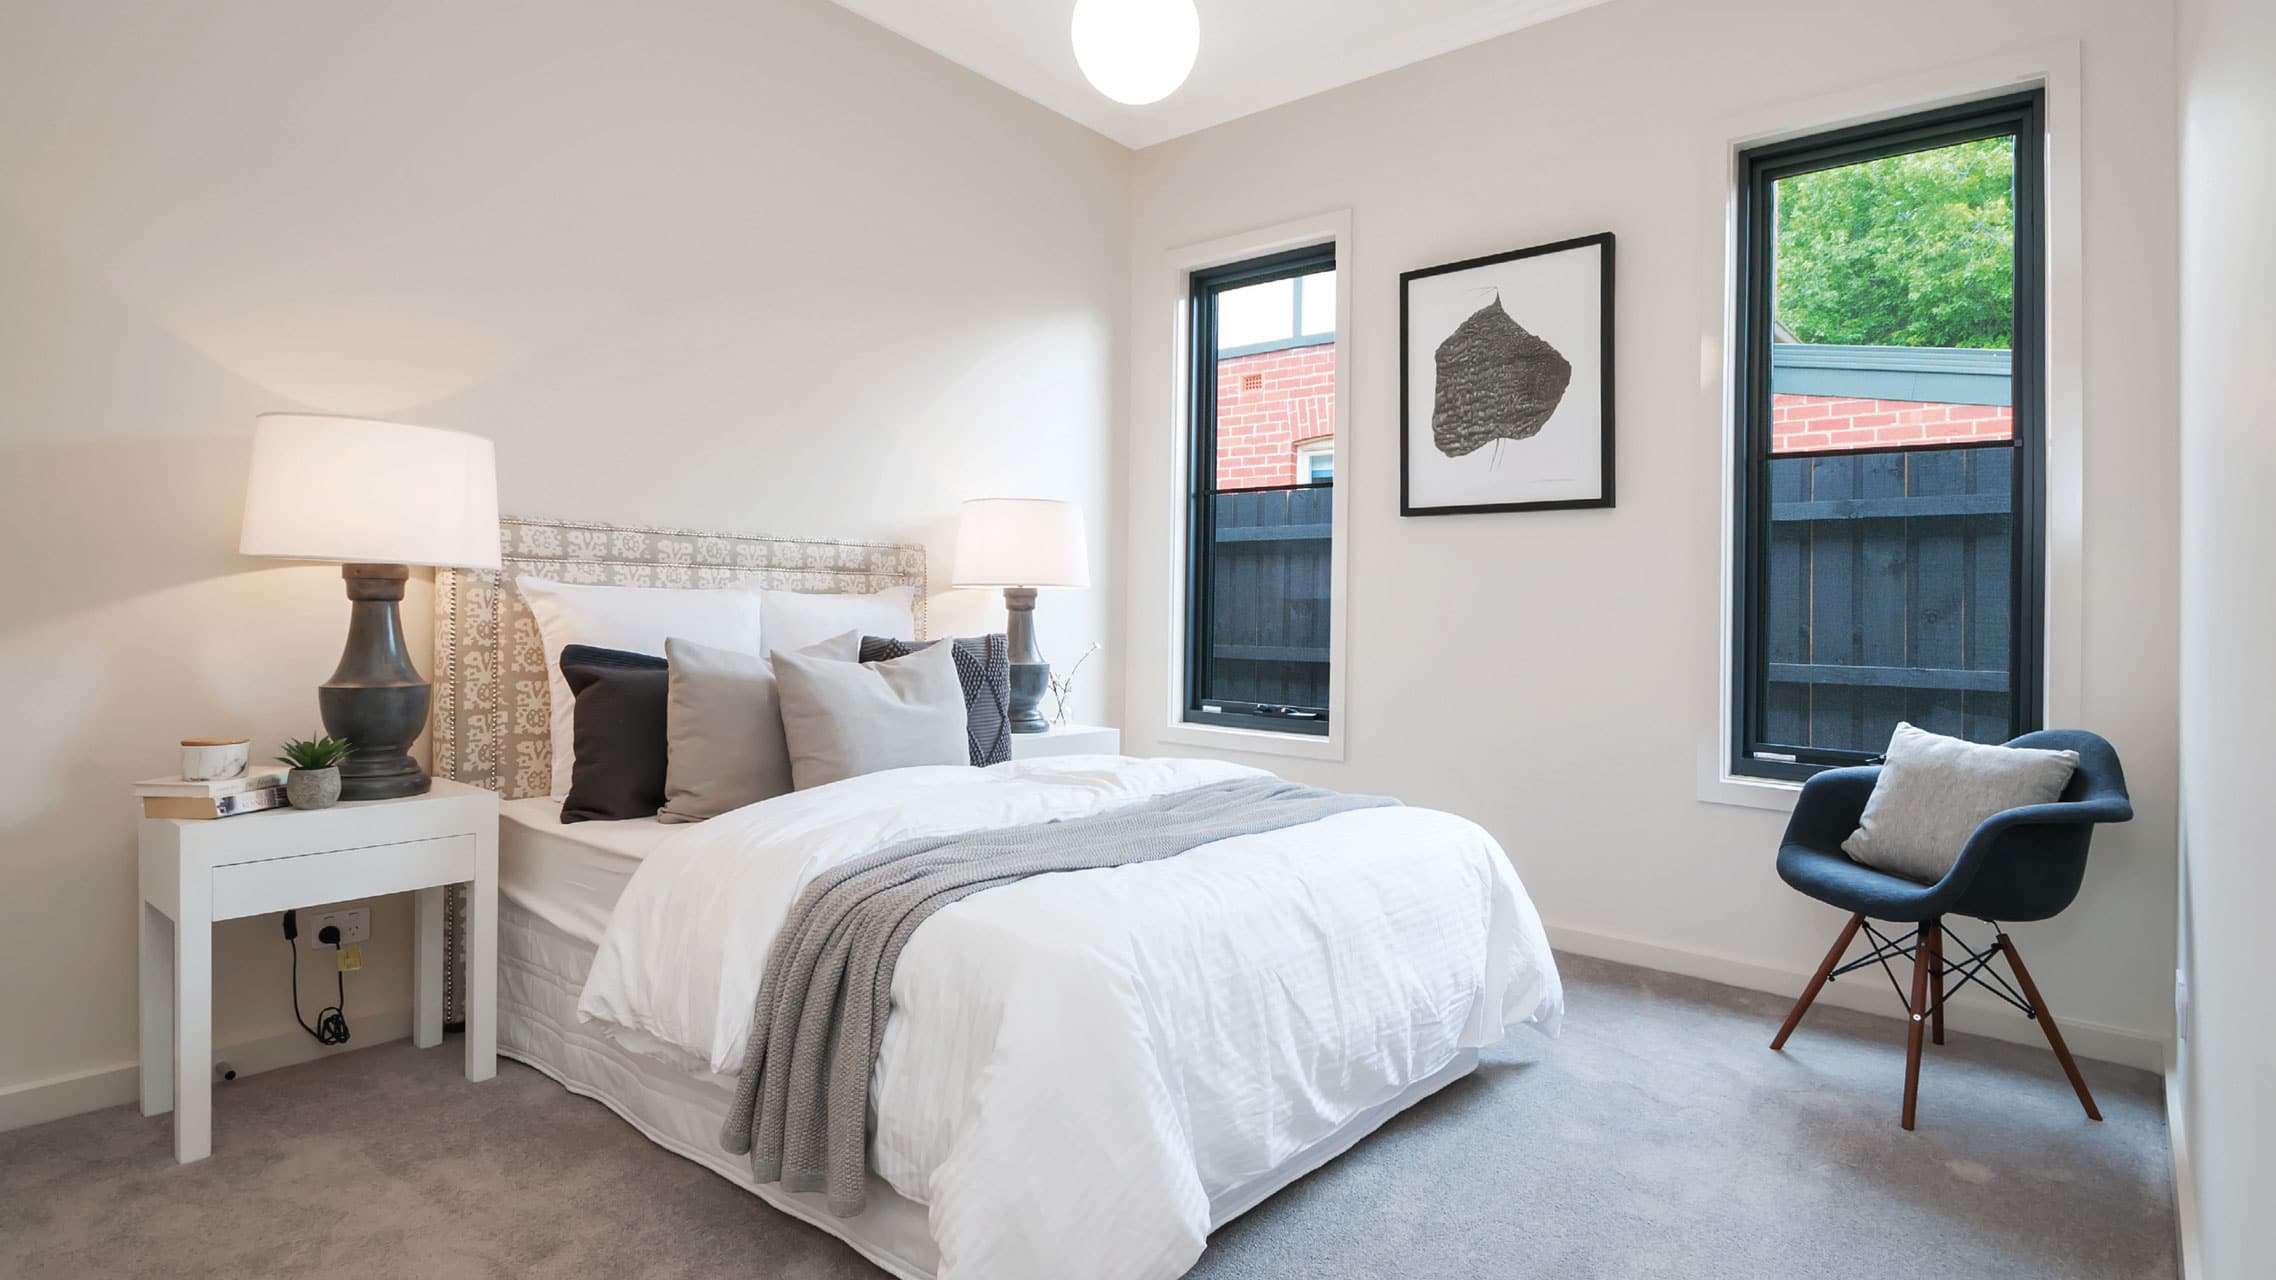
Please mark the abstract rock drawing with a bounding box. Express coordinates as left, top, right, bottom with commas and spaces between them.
1430, 296, 1571, 459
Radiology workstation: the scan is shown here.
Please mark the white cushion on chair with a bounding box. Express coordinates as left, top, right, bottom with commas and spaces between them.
1842, 723, 2081, 884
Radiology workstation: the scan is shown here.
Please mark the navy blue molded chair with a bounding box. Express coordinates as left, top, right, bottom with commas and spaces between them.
1769, 730, 2133, 1130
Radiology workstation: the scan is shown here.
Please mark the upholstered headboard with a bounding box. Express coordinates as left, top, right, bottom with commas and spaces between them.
432, 515, 928, 801
427, 515, 925, 1027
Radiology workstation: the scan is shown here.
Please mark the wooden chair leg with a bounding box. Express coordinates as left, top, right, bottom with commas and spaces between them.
1772, 913, 1865, 1051
1902, 925, 1932, 1130
1927, 918, 1945, 1046
1998, 933, 2102, 1122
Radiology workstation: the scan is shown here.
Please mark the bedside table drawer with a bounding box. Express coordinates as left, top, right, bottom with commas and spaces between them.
209, 834, 477, 921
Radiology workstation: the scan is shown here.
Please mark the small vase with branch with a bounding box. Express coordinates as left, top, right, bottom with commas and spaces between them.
1046, 642, 1101, 728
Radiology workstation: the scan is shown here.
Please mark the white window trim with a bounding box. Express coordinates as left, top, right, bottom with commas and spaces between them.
1294, 437, 1334, 482
1695, 43, 2086, 812
1160, 210, 1353, 763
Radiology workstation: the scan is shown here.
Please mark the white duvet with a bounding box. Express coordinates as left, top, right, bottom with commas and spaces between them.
580, 755, 1562, 1280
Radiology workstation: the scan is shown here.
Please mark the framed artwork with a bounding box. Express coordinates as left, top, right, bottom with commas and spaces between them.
1399, 231, 1615, 515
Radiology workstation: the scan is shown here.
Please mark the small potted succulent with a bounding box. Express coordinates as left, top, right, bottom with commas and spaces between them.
276, 736, 353, 810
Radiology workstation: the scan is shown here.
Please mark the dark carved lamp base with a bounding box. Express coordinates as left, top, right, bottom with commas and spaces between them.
320, 564, 432, 801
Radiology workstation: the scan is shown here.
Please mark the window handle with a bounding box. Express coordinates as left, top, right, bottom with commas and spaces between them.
1255, 704, 1320, 719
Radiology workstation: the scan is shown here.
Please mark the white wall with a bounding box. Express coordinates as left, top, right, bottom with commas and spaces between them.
1122, 0, 2181, 1065
2176, 0, 2276, 1269
0, 0, 1127, 1122
0, 0, 2199, 1136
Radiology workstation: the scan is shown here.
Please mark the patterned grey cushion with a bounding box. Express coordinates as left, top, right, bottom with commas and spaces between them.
860, 634, 1011, 766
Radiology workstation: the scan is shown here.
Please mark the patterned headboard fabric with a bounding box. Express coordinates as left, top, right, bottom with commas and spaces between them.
432, 515, 927, 801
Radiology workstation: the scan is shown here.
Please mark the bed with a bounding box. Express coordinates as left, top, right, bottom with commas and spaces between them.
436, 517, 1564, 1280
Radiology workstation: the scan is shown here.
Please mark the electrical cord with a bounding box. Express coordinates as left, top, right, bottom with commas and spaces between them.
282, 910, 351, 1046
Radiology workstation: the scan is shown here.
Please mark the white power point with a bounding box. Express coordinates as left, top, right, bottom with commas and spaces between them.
309, 906, 372, 946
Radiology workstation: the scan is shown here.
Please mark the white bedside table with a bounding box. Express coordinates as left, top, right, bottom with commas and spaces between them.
1007, 724, 1121, 759
138, 777, 499, 1163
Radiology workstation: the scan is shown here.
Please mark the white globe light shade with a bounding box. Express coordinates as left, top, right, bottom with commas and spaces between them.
1071, 0, 1199, 106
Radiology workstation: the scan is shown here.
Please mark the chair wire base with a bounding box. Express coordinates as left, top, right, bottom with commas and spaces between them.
1770, 912, 2101, 1129
1828, 919, 2034, 1023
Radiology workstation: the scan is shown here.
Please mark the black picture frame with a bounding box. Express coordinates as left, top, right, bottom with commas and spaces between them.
1399, 231, 1616, 516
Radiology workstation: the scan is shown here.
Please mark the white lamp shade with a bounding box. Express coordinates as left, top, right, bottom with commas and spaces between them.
239, 414, 502, 570
952, 498, 1090, 589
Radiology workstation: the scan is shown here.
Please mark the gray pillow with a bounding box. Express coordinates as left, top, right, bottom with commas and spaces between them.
775, 640, 970, 790
659, 630, 861, 823
1842, 722, 2080, 883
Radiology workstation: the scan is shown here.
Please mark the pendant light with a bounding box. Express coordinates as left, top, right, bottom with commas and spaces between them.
1071, 0, 1200, 106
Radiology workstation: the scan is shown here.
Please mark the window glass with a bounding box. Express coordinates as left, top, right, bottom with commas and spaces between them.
1216, 278, 1295, 351
1187, 247, 1337, 735
1214, 271, 1336, 352
1734, 96, 2044, 778
1298, 270, 1336, 337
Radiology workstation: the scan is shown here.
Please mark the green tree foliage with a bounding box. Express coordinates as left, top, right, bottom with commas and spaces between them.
1775, 137, 2015, 349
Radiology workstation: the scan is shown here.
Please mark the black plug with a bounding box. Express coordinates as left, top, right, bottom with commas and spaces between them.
283, 913, 353, 1047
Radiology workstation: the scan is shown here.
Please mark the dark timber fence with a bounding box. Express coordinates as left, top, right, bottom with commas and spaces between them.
1208, 483, 1331, 709
1764, 441, 2013, 754
1208, 437, 2011, 754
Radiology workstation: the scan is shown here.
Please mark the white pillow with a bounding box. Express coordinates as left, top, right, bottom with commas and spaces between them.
760, 585, 917, 656
517, 576, 766, 797
1841, 722, 2081, 883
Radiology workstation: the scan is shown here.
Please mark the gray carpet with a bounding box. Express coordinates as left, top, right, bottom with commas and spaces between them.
0, 955, 2175, 1279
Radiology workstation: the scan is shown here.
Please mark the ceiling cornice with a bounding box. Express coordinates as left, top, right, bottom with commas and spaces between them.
828, 0, 1613, 150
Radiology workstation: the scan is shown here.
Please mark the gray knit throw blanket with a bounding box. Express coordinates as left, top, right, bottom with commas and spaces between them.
720, 776, 1397, 1216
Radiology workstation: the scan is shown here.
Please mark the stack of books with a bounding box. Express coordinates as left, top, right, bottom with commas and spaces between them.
136, 767, 291, 820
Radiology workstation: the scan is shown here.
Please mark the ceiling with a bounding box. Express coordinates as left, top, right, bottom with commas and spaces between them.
827, 0, 1613, 150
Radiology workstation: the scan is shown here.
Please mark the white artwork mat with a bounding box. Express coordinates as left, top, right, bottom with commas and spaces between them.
1404, 240, 1606, 510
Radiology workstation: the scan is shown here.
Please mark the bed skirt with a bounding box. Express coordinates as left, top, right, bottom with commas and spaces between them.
497, 899, 1480, 1279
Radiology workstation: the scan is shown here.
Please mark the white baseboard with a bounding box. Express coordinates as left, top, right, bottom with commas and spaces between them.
4, 930, 2171, 1129
0, 1002, 412, 1134
2165, 1052, 2203, 1280
1547, 923, 2167, 1073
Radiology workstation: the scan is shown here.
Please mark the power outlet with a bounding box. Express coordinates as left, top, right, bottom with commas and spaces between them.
308, 906, 371, 946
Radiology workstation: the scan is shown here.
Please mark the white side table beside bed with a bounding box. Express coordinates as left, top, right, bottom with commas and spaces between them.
1006, 724, 1120, 759
138, 777, 500, 1163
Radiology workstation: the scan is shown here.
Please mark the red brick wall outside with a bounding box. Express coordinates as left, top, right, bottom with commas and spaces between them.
1215, 344, 1335, 488
1772, 393, 2013, 454
1214, 359, 2002, 467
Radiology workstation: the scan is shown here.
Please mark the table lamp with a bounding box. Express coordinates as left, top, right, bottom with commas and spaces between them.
952, 498, 1090, 733
239, 414, 501, 799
